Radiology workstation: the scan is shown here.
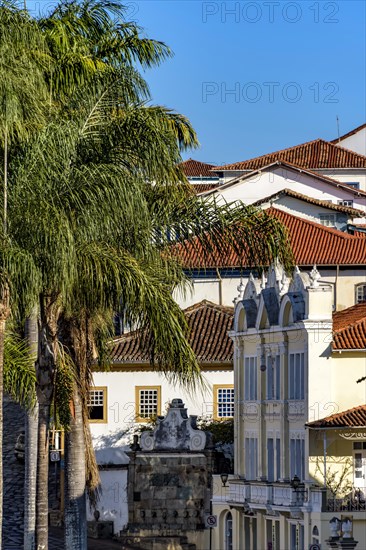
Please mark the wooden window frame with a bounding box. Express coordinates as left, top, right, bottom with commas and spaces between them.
135, 386, 161, 423
87, 386, 108, 424
213, 384, 234, 420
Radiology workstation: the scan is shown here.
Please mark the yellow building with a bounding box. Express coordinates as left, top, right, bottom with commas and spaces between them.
212, 264, 366, 550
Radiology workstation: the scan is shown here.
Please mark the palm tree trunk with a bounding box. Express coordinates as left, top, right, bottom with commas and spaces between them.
24, 312, 39, 550
35, 296, 58, 550
65, 386, 87, 550
0, 284, 10, 549
3, 127, 7, 234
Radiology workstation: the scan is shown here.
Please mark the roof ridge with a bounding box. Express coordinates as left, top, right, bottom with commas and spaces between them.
331, 123, 366, 143
214, 138, 324, 170
322, 403, 366, 421
184, 299, 234, 315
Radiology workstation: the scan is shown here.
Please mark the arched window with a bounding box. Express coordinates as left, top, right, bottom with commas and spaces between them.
312, 525, 320, 543
225, 512, 233, 550
356, 284, 366, 304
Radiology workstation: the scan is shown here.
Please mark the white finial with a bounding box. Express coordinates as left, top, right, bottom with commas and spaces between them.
309, 265, 321, 288
279, 271, 289, 296
261, 272, 267, 289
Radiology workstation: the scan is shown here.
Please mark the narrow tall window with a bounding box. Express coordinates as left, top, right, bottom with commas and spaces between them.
290, 438, 305, 480
289, 353, 305, 400
267, 438, 274, 482
276, 438, 281, 480
266, 355, 281, 400
245, 357, 257, 400
245, 437, 258, 480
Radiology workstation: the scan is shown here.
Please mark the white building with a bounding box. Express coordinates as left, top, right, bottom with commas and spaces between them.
332, 123, 366, 156
211, 264, 366, 550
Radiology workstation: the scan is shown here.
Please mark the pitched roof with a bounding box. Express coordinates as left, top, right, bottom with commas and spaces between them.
307, 403, 366, 428
180, 159, 218, 178
332, 303, 366, 350
110, 300, 234, 366
202, 160, 366, 199
175, 208, 366, 268
252, 188, 364, 216
213, 139, 366, 171
331, 123, 366, 144
192, 183, 220, 194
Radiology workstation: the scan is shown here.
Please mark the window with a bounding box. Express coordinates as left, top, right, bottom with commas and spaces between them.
87, 387, 107, 422
245, 357, 257, 400
213, 385, 234, 419
135, 386, 161, 422
338, 199, 354, 207
319, 213, 336, 227
245, 437, 258, 480
276, 438, 281, 480
267, 438, 274, 482
290, 523, 304, 550
266, 355, 281, 400
290, 438, 305, 480
288, 353, 305, 400
225, 512, 233, 550
356, 284, 366, 304
345, 182, 360, 189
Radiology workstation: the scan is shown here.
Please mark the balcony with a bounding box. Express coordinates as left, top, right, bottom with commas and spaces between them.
227, 480, 307, 509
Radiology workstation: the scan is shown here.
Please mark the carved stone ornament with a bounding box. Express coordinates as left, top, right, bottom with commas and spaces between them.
140, 398, 207, 451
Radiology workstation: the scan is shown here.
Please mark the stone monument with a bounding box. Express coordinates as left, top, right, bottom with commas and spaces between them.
120, 399, 214, 550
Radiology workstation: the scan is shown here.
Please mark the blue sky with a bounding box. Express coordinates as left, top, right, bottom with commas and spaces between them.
28, 0, 366, 165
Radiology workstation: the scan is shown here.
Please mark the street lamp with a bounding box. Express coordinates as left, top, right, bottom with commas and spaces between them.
220, 472, 229, 487
290, 475, 307, 499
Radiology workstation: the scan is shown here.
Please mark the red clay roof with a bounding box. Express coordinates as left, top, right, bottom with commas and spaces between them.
180, 159, 219, 178
111, 300, 234, 365
332, 303, 366, 350
331, 123, 366, 144
307, 403, 366, 428
252, 188, 364, 216
214, 139, 366, 171
192, 183, 220, 194
175, 208, 366, 268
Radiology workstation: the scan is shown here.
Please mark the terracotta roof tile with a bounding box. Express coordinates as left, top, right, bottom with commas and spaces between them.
332, 304, 366, 350
214, 139, 366, 171
180, 159, 219, 178
192, 183, 220, 194
175, 208, 366, 268
111, 300, 233, 365
252, 188, 364, 216
307, 403, 366, 428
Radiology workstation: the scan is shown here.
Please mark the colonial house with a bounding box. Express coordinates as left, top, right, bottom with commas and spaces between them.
202, 160, 366, 224
212, 138, 366, 192
89, 300, 234, 443
211, 264, 366, 550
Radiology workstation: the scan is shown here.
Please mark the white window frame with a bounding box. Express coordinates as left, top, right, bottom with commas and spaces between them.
245, 356, 257, 401
338, 199, 354, 207
356, 284, 366, 304
319, 213, 336, 227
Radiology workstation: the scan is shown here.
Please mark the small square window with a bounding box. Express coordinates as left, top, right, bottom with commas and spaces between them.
135, 386, 161, 422
338, 200, 354, 207
319, 214, 336, 227
87, 388, 107, 423
356, 285, 366, 304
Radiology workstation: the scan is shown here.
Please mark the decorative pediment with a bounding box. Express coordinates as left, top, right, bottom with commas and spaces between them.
140, 399, 207, 451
